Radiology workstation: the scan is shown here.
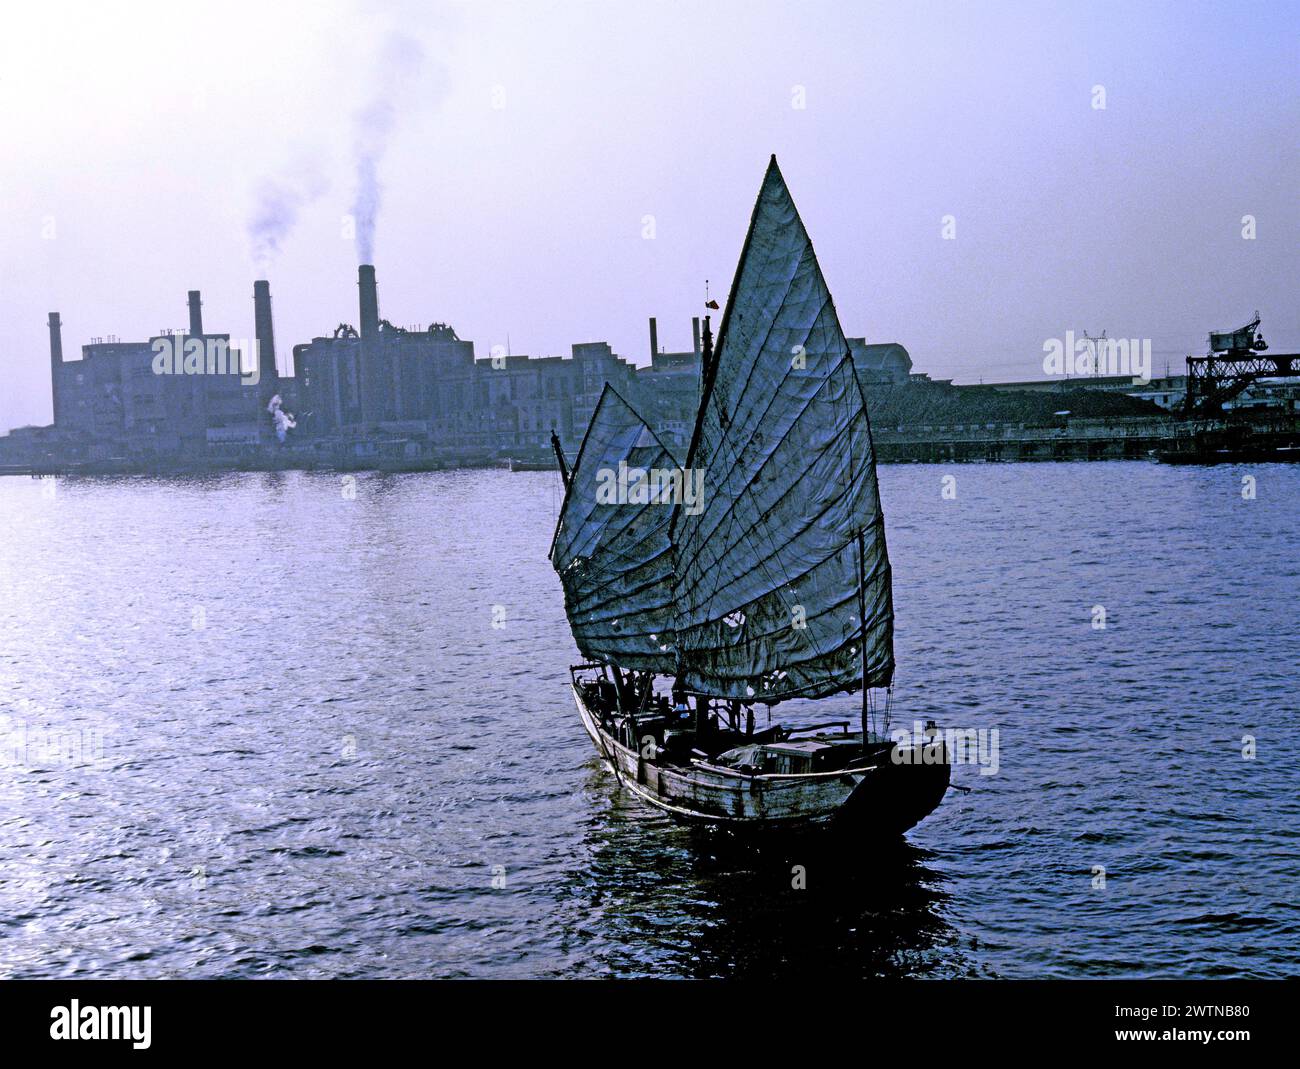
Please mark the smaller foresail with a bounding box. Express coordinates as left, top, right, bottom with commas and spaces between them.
549, 385, 680, 673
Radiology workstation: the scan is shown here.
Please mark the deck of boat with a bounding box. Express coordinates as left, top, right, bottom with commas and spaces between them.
572, 681, 950, 832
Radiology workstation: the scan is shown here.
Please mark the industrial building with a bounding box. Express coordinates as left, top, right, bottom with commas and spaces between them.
849, 340, 913, 385
0, 259, 710, 472
292, 265, 481, 442
634, 316, 703, 451
21, 286, 282, 467
291, 265, 650, 464
7, 261, 1294, 475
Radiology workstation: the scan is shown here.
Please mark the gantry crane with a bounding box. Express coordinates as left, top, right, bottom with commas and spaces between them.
1183, 313, 1298, 414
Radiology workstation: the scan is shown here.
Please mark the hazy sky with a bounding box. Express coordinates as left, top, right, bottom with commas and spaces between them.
1, 0, 1296, 432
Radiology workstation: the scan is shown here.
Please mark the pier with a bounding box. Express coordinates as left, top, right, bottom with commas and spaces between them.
874, 416, 1174, 462
873, 411, 1300, 464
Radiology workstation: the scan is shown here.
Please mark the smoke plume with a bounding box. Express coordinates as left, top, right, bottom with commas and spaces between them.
247, 167, 327, 272
244, 5, 452, 268
350, 27, 445, 264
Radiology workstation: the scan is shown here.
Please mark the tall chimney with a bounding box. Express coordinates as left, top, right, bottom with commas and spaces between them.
358, 265, 379, 340
253, 280, 279, 401
187, 290, 203, 336
48, 312, 63, 426
648, 316, 658, 360
358, 264, 382, 423
692, 316, 701, 356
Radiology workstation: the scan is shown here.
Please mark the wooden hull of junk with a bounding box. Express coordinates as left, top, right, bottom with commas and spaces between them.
573, 683, 950, 833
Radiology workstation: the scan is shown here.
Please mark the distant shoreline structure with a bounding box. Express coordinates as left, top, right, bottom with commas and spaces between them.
6, 413, 1300, 476
5, 262, 1298, 475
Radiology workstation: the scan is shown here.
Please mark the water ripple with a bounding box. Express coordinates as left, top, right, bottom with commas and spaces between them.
0, 464, 1296, 977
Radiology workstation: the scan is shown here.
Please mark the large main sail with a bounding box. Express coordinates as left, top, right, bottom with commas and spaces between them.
671, 156, 893, 701
549, 385, 679, 673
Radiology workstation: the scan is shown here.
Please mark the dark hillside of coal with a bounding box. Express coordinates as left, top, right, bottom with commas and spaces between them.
866, 380, 1164, 428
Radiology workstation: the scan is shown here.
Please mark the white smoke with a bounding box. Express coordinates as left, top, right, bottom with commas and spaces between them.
267, 394, 297, 444
350, 29, 437, 264
247, 162, 328, 272
244, 4, 453, 268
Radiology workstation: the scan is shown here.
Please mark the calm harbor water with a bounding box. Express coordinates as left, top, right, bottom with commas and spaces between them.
0, 463, 1296, 979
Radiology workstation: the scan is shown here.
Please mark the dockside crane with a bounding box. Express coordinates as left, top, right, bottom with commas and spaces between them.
1182, 313, 1298, 415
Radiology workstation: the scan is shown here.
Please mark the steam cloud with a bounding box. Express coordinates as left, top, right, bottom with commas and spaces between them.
350, 30, 435, 264
244, 5, 452, 269
247, 167, 327, 272
267, 394, 297, 444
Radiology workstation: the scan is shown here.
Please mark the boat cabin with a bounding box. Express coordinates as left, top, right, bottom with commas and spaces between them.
715, 737, 865, 775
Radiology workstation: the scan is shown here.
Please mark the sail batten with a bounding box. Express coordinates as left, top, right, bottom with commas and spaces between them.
674, 352, 866, 593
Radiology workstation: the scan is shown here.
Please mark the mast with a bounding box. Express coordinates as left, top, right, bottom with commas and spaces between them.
549, 428, 570, 487
857, 528, 868, 739
699, 314, 713, 404
672, 155, 773, 543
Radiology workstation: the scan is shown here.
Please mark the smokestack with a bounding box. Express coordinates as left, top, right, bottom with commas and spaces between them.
48, 312, 63, 426
358, 264, 383, 424
358, 264, 379, 340
187, 290, 203, 336
692, 316, 701, 356
253, 280, 279, 398
648, 316, 658, 360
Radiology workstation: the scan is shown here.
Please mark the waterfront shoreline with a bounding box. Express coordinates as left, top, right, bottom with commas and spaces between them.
6, 420, 1299, 475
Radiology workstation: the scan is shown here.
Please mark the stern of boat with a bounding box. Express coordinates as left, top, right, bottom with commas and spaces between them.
836, 735, 951, 836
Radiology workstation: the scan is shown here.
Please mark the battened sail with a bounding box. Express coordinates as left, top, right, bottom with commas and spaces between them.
671, 156, 893, 701
549, 385, 679, 673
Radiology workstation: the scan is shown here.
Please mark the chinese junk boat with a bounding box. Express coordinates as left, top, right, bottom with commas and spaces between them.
548, 157, 950, 831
